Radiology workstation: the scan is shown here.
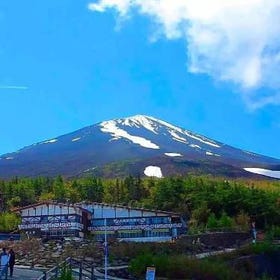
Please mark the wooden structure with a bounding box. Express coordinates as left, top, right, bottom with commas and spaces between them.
17, 202, 90, 239
17, 201, 186, 242
79, 202, 186, 242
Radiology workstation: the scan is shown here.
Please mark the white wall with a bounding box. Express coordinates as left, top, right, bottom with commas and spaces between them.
79, 203, 165, 219
21, 204, 80, 217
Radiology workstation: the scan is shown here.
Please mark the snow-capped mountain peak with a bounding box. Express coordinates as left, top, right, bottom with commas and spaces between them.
100, 115, 221, 150
100, 117, 160, 149
0, 114, 279, 179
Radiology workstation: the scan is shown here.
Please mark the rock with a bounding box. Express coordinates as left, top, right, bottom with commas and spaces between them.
84, 257, 94, 262
51, 253, 61, 258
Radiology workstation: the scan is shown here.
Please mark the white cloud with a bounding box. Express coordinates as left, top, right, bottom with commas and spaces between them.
0, 85, 28, 90
243, 92, 280, 111
88, 0, 280, 109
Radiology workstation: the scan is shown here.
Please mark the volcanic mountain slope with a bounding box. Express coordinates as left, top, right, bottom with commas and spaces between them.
0, 115, 280, 179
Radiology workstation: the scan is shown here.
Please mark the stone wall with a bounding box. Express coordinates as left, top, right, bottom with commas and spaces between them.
181, 231, 251, 249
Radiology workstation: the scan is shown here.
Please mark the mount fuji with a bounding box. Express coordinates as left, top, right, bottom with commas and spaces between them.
0, 115, 280, 179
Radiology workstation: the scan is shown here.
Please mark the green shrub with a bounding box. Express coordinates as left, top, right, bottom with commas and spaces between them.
129, 252, 153, 277
58, 265, 73, 280
250, 241, 275, 254
207, 213, 219, 229
218, 211, 234, 229
129, 253, 243, 279
0, 212, 20, 232
265, 226, 280, 241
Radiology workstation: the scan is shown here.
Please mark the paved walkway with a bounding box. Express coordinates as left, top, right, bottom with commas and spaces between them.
1, 265, 129, 280
0, 267, 43, 280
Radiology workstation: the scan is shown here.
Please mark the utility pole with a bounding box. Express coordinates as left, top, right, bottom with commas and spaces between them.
104, 218, 108, 280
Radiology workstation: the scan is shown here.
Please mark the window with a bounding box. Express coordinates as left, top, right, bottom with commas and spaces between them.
144, 229, 170, 237
118, 230, 143, 238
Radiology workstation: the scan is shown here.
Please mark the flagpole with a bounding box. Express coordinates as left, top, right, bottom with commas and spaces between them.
104, 218, 108, 280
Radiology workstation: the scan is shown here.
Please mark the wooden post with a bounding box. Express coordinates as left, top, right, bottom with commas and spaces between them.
69, 257, 72, 271
55, 267, 58, 278
79, 262, 82, 280
91, 262, 95, 280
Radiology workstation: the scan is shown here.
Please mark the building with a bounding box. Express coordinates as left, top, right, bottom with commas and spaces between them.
17, 202, 90, 239
79, 202, 186, 242
17, 202, 187, 242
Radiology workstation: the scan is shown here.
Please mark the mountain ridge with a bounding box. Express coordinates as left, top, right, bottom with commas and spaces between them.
0, 115, 279, 179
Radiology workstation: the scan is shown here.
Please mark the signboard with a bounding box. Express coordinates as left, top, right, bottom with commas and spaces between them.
113, 217, 146, 225
146, 266, 156, 280
89, 222, 182, 231
19, 222, 83, 230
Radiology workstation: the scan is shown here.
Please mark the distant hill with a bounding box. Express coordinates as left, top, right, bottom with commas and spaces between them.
0, 115, 279, 179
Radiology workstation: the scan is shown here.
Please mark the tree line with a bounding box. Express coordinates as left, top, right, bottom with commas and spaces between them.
0, 175, 279, 232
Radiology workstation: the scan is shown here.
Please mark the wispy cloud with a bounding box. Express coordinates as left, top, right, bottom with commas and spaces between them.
243, 92, 280, 111
0, 85, 28, 90
88, 0, 280, 109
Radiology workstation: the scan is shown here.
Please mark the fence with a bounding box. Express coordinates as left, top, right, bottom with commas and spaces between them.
37, 257, 96, 280
0, 233, 20, 242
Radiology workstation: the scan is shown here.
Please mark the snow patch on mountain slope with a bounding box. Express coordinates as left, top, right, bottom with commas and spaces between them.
109, 115, 220, 149
169, 131, 187, 143
164, 153, 182, 157
122, 115, 158, 134
172, 138, 187, 144
184, 131, 220, 148
244, 168, 280, 179
148, 116, 185, 133
72, 137, 81, 142
109, 137, 120, 142
146, 115, 220, 148
190, 144, 201, 149
243, 150, 258, 156
43, 139, 57, 144
206, 151, 220, 157
100, 120, 160, 149
83, 166, 97, 172
144, 166, 163, 178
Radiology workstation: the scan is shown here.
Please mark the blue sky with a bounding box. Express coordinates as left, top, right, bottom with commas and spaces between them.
0, 0, 280, 159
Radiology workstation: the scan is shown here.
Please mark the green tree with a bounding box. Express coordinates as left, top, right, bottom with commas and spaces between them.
0, 212, 20, 232
235, 211, 250, 231
53, 176, 67, 202
218, 211, 234, 229
207, 213, 219, 230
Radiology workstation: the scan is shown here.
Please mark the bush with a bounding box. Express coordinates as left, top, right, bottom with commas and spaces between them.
0, 212, 20, 232
235, 211, 250, 231
265, 226, 280, 241
218, 211, 234, 229
207, 213, 219, 229
129, 253, 243, 279
58, 265, 73, 280
129, 252, 153, 277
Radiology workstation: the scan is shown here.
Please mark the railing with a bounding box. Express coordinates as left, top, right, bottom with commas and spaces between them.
0, 233, 20, 241
37, 257, 96, 280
